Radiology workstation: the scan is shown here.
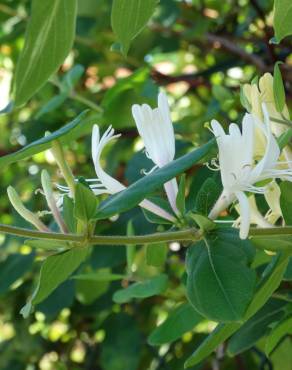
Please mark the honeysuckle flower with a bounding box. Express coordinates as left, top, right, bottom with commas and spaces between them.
243, 73, 292, 164
208, 108, 292, 239
58, 124, 176, 222
131, 92, 179, 214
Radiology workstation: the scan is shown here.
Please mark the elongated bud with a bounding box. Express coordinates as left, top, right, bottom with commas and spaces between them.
7, 186, 49, 232
41, 170, 68, 233
50, 139, 76, 197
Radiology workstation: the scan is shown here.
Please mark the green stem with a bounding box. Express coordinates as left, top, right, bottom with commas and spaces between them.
51, 140, 76, 197
0, 223, 202, 245
71, 92, 103, 113
270, 117, 292, 126
2, 223, 292, 247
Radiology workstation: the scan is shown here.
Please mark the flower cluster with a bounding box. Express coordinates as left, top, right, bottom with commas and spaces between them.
209, 105, 292, 238
7, 83, 292, 240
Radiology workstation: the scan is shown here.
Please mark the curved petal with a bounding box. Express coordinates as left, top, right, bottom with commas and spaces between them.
235, 191, 250, 239
91, 125, 125, 194
250, 105, 280, 182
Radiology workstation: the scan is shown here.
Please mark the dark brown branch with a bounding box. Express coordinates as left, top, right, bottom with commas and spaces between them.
205, 33, 269, 72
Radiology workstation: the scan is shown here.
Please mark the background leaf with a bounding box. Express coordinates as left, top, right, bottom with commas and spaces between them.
148, 302, 203, 345
111, 0, 157, 55
0, 111, 93, 168
273, 62, 285, 113
14, 0, 77, 106
113, 274, 168, 303
273, 0, 292, 42
280, 181, 292, 225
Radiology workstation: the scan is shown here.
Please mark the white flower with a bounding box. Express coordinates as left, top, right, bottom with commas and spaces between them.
209, 108, 292, 239
131, 92, 178, 213
58, 124, 176, 223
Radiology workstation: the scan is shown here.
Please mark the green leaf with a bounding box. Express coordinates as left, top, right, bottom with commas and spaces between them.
278, 128, 292, 150
280, 181, 292, 225
176, 174, 186, 215
111, 0, 157, 55
251, 236, 292, 254
273, 0, 292, 42
240, 85, 251, 111
0, 111, 95, 169
184, 253, 289, 368
265, 315, 292, 355
63, 195, 77, 233
148, 302, 203, 345
101, 313, 142, 370
273, 62, 285, 113
186, 230, 256, 322
35, 93, 67, 119
189, 213, 216, 232
184, 323, 241, 368
0, 253, 34, 295
96, 140, 215, 220
195, 177, 222, 216
284, 257, 292, 280
14, 0, 77, 106
73, 271, 125, 281
75, 269, 110, 304
62, 64, 85, 92
146, 243, 168, 267
227, 299, 286, 355
244, 253, 289, 318
74, 183, 98, 222
113, 274, 168, 303
20, 246, 89, 317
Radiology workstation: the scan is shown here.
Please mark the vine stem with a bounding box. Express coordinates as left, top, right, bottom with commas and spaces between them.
1, 223, 292, 247
0, 223, 202, 245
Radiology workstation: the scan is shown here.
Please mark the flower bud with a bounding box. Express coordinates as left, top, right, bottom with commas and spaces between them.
7, 186, 49, 232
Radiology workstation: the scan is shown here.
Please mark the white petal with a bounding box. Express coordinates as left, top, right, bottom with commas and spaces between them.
91, 125, 125, 194
250, 109, 280, 181
163, 178, 178, 214
235, 191, 250, 239
91, 124, 100, 166
211, 119, 226, 140
132, 93, 175, 167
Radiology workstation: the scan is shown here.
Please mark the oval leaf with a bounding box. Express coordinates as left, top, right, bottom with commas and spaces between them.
111, 0, 157, 55
14, 0, 77, 106
274, 0, 292, 42
113, 274, 168, 303
20, 246, 89, 317
186, 231, 256, 322
148, 302, 203, 345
